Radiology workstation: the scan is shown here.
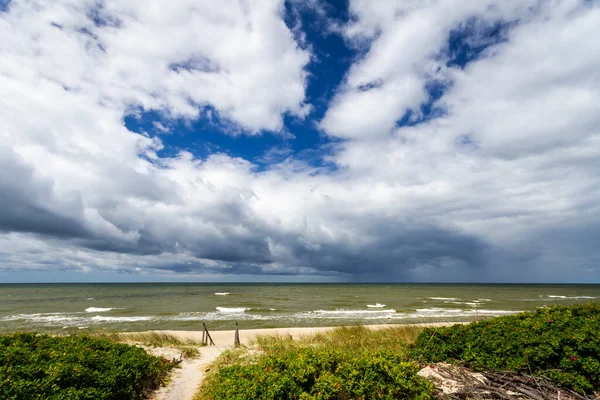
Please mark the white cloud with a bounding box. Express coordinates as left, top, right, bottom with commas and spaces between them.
319, 0, 600, 280
0, 0, 310, 133
321, 0, 540, 139
0, 0, 599, 282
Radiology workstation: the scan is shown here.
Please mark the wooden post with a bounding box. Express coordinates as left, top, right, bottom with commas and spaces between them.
203, 322, 215, 346
202, 328, 206, 346
234, 321, 240, 347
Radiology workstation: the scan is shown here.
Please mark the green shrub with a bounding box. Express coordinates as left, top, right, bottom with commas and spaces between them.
200, 348, 433, 400
0, 332, 175, 399
412, 303, 600, 394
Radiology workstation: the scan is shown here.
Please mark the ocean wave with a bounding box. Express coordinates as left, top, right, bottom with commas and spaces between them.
173, 311, 272, 322
293, 309, 397, 319
2, 313, 77, 322
446, 301, 479, 307
366, 303, 386, 308
214, 292, 230, 296
428, 297, 459, 301
85, 307, 120, 313
90, 316, 153, 322
543, 295, 595, 299
287, 307, 518, 321
312, 309, 396, 314
216, 307, 249, 313
411, 308, 517, 318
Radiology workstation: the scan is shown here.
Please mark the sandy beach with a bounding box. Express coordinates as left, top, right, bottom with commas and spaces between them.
153, 322, 465, 347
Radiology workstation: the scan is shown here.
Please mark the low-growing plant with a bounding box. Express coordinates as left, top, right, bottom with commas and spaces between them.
90, 331, 202, 359
198, 348, 433, 400
0, 332, 176, 399
411, 303, 600, 394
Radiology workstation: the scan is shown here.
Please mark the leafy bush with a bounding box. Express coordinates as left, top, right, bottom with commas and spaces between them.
0, 332, 175, 399
412, 303, 600, 394
199, 348, 433, 400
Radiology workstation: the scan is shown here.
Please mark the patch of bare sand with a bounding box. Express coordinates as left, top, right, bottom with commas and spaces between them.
150, 346, 229, 400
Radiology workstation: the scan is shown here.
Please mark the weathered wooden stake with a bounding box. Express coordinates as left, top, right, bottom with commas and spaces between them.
203, 322, 215, 346
234, 321, 240, 347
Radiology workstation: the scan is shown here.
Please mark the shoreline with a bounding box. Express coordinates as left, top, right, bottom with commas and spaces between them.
134, 322, 467, 347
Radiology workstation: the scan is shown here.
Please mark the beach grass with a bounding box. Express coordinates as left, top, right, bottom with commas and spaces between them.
251, 324, 426, 356
89, 331, 203, 358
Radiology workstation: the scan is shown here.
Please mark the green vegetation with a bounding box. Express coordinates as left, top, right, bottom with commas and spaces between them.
412, 303, 600, 394
198, 304, 600, 399
92, 331, 202, 359
252, 325, 425, 357
0, 332, 175, 399
197, 325, 433, 400
199, 348, 433, 400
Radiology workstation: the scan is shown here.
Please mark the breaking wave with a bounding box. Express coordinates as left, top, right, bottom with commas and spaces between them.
216, 307, 249, 313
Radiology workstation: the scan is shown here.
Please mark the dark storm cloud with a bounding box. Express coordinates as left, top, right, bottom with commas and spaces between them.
283, 218, 489, 279
0, 147, 88, 238
0, 149, 493, 278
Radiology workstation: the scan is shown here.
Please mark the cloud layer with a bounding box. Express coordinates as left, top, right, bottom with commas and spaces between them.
0, 0, 599, 282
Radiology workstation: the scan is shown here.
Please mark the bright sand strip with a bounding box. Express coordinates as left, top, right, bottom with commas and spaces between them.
153, 322, 466, 347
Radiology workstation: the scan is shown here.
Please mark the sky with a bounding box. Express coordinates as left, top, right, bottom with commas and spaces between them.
1, 0, 599, 283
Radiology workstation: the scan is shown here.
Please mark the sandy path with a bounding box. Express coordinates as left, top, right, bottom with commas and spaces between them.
152, 346, 229, 400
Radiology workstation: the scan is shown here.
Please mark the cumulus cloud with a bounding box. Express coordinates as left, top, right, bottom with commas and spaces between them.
0, 0, 310, 133
0, 0, 599, 282
322, 0, 600, 281
320, 0, 537, 139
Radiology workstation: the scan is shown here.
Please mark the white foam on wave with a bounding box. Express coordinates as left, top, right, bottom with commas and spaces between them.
216, 307, 249, 313
291, 307, 519, 321
313, 309, 396, 314
1, 313, 77, 322
214, 292, 230, 296
90, 315, 153, 322
544, 295, 594, 299
85, 307, 120, 313
447, 301, 479, 307
428, 297, 459, 301
295, 309, 397, 319
173, 311, 272, 322
413, 307, 516, 317
366, 303, 386, 308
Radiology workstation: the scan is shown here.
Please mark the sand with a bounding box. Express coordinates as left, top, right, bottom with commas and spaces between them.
158, 322, 463, 347
150, 346, 227, 400
146, 322, 466, 400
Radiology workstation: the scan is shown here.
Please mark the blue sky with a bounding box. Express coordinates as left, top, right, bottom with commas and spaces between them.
123, 1, 355, 168
0, 0, 599, 283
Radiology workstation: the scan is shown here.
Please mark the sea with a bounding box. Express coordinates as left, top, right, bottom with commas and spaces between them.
1, 283, 598, 333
